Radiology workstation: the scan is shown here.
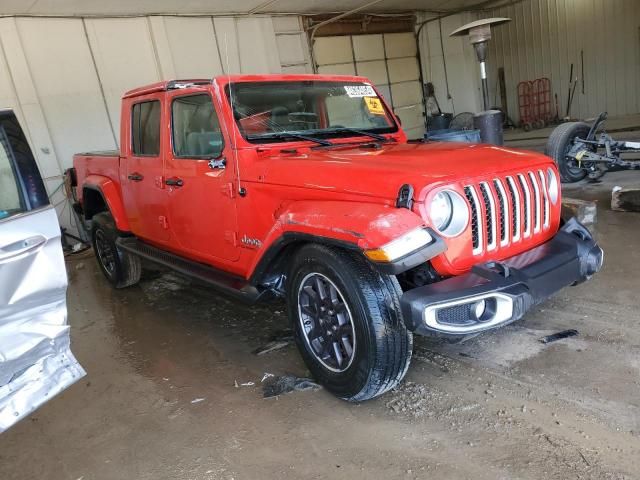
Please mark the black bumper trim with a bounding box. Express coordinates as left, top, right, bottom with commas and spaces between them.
400, 218, 603, 336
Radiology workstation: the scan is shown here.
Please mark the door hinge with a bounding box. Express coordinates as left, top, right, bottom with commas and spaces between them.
159, 215, 169, 229
224, 231, 237, 245
222, 182, 235, 198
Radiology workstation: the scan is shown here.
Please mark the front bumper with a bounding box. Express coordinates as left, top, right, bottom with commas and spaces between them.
400, 218, 603, 336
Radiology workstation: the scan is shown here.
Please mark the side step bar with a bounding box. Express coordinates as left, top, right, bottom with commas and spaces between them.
116, 237, 265, 304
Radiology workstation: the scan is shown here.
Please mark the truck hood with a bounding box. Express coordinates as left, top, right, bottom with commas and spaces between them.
258, 142, 553, 201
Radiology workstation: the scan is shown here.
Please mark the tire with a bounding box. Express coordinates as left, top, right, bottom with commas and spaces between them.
91, 212, 141, 288
545, 122, 591, 183
287, 244, 412, 402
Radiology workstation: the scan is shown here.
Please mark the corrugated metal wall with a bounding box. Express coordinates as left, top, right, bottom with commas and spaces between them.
489, 0, 640, 123
0, 15, 310, 233
419, 0, 640, 124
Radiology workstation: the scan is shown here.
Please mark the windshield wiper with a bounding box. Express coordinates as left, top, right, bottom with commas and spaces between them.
246, 132, 333, 147
323, 127, 393, 143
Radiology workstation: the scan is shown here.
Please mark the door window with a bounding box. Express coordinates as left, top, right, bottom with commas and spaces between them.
171, 94, 223, 158
0, 129, 24, 220
132, 100, 161, 156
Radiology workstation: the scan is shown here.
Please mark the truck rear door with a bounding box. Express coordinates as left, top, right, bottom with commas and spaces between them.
0, 110, 85, 432
120, 94, 170, 243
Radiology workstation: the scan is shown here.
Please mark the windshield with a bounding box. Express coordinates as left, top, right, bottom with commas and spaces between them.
226, 81, 397, 143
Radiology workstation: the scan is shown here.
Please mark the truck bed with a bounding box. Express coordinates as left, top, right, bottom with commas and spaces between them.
75, 150, 119, 157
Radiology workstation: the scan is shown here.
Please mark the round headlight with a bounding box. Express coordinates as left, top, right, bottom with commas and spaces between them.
547, 167, 559, 204
428, 190, 469, 237
430, 191, 453, 230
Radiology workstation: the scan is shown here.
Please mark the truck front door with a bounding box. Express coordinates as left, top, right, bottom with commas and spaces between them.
121, 95, 170, 244
163, 91, 239, 263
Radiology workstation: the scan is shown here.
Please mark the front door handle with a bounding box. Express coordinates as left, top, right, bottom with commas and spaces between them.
0, 235, 47, 263
165, 177, 184, 187
128, 172, 144, 182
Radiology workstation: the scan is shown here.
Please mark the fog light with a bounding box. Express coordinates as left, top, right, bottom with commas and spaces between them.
473, 299, 486, 320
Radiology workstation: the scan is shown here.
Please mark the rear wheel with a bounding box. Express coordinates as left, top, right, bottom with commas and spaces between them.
91, 212, 141, 288
545, 122, 591, 183
287, 244, 412, 401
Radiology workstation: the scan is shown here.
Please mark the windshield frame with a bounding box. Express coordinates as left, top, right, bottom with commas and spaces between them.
224, 80, 399, 145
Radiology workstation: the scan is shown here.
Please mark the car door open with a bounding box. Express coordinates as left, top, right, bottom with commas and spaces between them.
0, 109, 85, 433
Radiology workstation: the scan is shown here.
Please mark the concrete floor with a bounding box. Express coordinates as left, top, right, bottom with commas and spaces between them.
1, 138, 640, 479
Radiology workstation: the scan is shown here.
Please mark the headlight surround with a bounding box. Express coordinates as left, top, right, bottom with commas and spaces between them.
428, 189, 469, 237
364, 227, 433, 262
547, 167, 559, 204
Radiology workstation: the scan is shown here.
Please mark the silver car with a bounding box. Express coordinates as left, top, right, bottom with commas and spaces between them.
0, 109, 84, 432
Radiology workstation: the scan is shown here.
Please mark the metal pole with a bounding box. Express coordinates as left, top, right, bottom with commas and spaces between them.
480, 61, 490, 110
473, 41, 490, 111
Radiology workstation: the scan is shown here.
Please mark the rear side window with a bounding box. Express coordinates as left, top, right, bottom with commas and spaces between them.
172, 94, 223, 158
0, 129, 24, 220
132, 100, 161, 156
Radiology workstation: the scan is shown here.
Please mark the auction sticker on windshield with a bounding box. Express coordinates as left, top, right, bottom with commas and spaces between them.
344, 85, 376, 97
364, 96, 385, 115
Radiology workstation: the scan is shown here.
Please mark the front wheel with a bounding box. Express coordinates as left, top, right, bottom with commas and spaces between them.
287, 244, 412, 401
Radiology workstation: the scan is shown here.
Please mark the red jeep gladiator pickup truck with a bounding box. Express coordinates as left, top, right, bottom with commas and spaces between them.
70, 74, 603, 401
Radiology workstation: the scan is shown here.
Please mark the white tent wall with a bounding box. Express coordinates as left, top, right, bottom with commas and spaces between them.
416, 11, 483, 118
0, 15, 310, 234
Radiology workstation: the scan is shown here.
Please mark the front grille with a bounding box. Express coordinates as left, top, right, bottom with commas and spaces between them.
464, 169, 553, 255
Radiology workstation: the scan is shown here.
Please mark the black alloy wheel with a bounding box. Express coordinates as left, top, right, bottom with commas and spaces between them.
297, 272, 356, 372
94, 228, 116, 278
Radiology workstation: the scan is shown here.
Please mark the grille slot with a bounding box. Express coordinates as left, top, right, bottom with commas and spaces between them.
506, 176, 521, 242
464, 186, 482, 254
480, 182, 496, 250
538, 170, 550, 228
493, 179, 509, 245
517, 174, 531, 237
528, 172, 541, 233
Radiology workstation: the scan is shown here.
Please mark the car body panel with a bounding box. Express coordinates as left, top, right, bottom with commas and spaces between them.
0, 110, 85, 433
82, 174, 130, 232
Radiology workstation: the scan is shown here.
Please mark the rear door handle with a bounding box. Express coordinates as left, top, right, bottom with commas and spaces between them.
0, 235, 47, 263
128, 172, 144, 181
165, 177, 184, 187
